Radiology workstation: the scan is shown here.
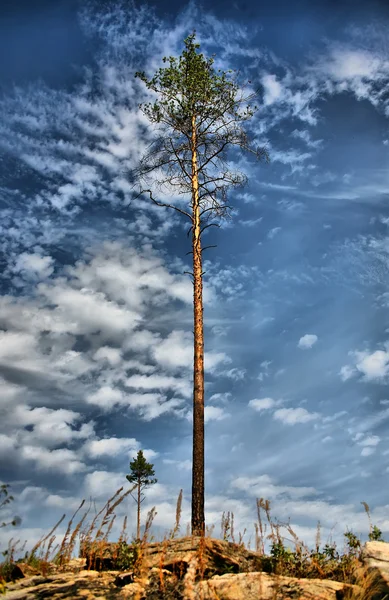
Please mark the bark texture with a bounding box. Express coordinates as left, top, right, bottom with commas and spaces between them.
191, 114, 205, 537
137, 480, 141, 541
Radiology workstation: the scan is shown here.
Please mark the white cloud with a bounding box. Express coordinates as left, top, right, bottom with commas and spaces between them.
0, 331, 38, 363
53, 351, 95, 377
204, 406, 230, 423
93, 346, 122, 366
125, 373, 191, 397
84, 471, 128, 498
238, 216, 263, 227
124, 330, 161, 353
20, 446, 87, 474
274, 368, 285, 378
45, 494, 81, 511
13, 252, 54, 279
0, 378, 25, 407
322, 410, 348, 423
122, 393, 185, 421
291, 129, 323, 150
260, 360, 272, 369
361, 447, 376, 457
355, 349, 389, 381
260, 182, 297, 192
205, 352, 232, 373
359, 435, 380, 447
306, 37, 389, 111
273, 407, 320, 425
248, 397, 277, 412
261, 74, 283, 106
230, 474, 318, 500
0, 433, 16, 455
39, 284, 141, 341
341, 344, 389, 383
267, 226, 282, 239
9, 405, 94, 448
298, 334, 318, 349
339, 365, 356, 381
222, 367, 246, 381
209, 392, 232, 404
83, 437, 138, 458
163, 458, 192, 471
257, 360, 272, 381
50, 182, 84, 210
152, 330, 193, 370
357, 435, 381, 457
325, 47, 381, 81
0, 239, 224, 433
269, 147, 313, 173
121, 359, 156, 374
85, 385, 124, 410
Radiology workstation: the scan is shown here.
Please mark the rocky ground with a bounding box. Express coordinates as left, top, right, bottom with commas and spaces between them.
2, 537, 389, 599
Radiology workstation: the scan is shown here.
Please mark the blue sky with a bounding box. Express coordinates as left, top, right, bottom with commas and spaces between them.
1, 0, 389, 556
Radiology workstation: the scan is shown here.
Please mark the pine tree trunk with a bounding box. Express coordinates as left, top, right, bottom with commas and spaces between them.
191, 113, 205, 537
137, 480, 141, 541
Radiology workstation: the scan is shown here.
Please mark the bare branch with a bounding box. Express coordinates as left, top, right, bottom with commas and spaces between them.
200, 203, 233, 217
197, 140, 229, 172
169, 138, 192, 179
135, 189, 193, 222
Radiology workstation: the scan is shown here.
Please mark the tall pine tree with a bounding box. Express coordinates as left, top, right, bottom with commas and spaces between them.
134, 32, 268, 536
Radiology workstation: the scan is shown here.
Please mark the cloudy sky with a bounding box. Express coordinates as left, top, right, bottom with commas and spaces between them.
1, 0, 389, 557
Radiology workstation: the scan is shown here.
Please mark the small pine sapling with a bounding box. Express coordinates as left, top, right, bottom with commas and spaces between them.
126, 450, 157, 541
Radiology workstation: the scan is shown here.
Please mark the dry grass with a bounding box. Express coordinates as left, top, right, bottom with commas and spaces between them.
1, 488, 388, 600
